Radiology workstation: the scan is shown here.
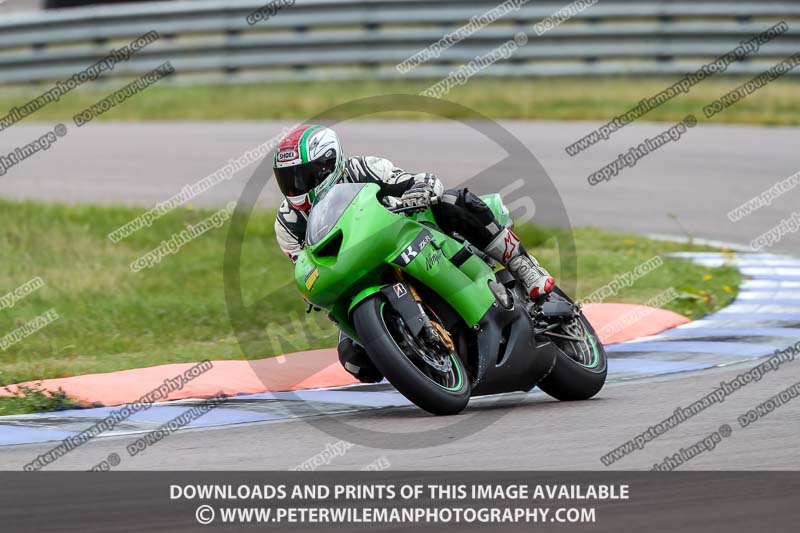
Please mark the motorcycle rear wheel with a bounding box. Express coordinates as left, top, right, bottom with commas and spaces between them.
536, 287, 607, 401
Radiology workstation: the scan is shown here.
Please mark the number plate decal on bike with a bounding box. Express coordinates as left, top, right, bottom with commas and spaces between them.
304, 267, 319, 291
392, 229, 434, 267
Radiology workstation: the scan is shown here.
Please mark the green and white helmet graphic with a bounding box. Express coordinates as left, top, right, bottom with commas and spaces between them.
273, 124, 344, 211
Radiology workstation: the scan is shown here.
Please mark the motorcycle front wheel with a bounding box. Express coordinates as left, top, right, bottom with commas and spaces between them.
353, 296, 471, 416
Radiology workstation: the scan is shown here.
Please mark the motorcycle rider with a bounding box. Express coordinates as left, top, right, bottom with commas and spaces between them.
273, 124, 554, 383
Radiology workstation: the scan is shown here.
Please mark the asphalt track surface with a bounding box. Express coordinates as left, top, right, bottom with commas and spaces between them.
0, 356, 798, 470
0, 120, 798, 471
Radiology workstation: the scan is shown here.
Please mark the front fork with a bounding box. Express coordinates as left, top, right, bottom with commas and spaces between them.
393, 269, 456, 359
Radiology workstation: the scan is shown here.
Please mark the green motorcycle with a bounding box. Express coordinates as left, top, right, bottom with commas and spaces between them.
295, 182, 607, 415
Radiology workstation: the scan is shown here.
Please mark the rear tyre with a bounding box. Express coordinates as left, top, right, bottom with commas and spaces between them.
537, 288, 607, 401
353, 296, 470, 416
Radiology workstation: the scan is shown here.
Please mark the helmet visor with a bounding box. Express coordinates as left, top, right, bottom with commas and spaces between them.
274, 159, 334, 198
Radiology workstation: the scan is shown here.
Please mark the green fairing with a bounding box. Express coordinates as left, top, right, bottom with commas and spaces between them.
478, 193, 511, 228
294, 184, 506, 344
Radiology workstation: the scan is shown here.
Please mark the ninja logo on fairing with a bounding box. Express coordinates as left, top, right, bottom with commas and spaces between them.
426, 250, 444, 270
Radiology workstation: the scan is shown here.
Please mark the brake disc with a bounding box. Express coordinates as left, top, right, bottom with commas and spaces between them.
419, 349, 452, 373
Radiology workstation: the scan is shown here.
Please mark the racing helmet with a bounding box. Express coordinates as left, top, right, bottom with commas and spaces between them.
273, 124, 344, 211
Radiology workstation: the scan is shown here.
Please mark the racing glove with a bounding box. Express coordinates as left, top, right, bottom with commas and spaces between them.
400, 181, 436, 210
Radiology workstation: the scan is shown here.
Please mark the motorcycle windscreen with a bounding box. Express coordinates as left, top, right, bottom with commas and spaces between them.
306, 182, 366, 246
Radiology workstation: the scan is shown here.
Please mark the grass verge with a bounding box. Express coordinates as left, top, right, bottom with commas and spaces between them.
1, 77, 799, 125
0, 385, 81, 416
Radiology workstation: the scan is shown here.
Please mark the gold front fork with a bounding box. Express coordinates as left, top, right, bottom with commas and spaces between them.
394, 268, 456, 353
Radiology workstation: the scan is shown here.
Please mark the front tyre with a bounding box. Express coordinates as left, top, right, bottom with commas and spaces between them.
353, 296, 470, 416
